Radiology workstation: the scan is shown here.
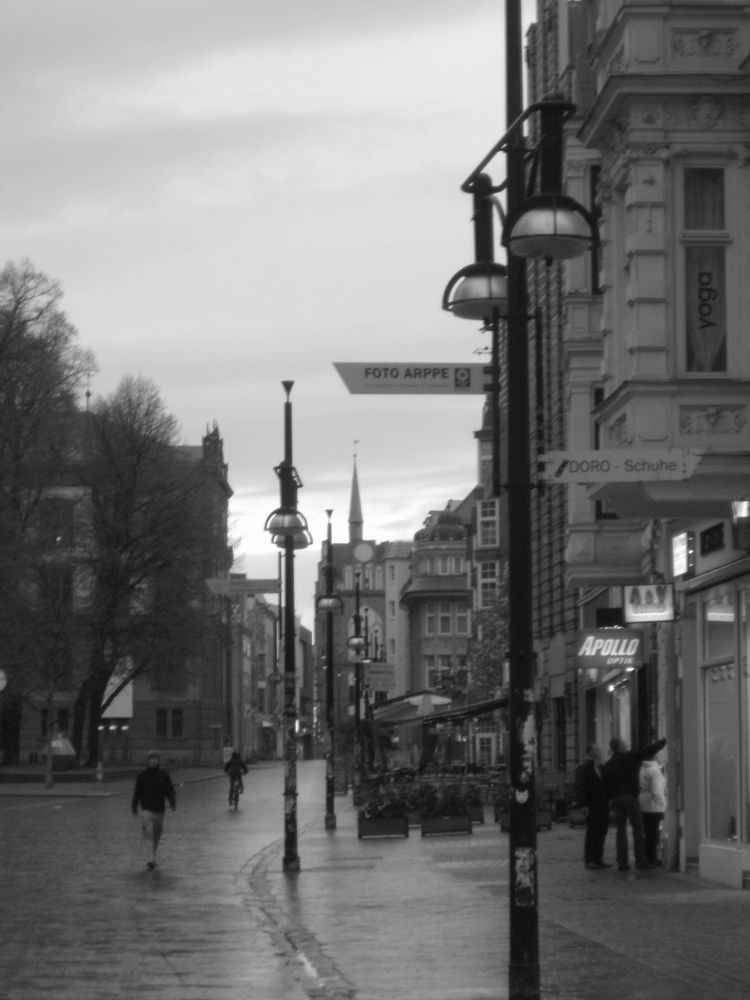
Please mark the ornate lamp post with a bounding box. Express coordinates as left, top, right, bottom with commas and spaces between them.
316, 509, 343, 829
442, 3, 596, 996
346, 574, 365, 791
264, 381, 312, 872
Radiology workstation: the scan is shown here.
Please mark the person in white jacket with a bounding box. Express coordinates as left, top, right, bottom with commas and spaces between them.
639, 753, 667, 866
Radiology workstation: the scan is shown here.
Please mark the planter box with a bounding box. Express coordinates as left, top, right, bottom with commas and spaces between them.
357, 815, 409, 839
469, 803, 485, 825
420, 814, 473, 837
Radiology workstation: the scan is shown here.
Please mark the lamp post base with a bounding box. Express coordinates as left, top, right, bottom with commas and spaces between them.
324, 813, 337, 830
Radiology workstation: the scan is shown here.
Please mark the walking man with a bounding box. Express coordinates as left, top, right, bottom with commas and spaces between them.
602, 736, 666, 871
132, 750, 176, 869
575, 743, 611, 869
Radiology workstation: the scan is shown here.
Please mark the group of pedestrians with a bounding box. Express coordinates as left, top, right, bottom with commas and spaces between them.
575, 735, 667, 872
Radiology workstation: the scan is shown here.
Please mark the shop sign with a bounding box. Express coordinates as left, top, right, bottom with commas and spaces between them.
365, 663, 396, 692
575, 629, 643, 671
624, 584, 674, 624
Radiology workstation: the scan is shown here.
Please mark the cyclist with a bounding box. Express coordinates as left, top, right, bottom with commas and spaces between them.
223, 750, 248, 804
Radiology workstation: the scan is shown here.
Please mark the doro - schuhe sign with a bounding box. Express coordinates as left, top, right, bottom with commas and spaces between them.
575, 629, 643, 671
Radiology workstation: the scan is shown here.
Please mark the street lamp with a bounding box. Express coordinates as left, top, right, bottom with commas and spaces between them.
442, 3, 596, 997
316, 509, 343, 830
264, 380, 312, 873
346, 574, 365, 791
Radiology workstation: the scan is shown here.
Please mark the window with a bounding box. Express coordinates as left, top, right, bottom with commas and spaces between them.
425, 604, 436, 635
453, 556, 464, 575
439, 557, 449, 575
702, 587, 738, 841
38, 497, 75, 549
388, 565, 395, 583
477, 499, 499, 547
423, 557, 435, 575
683, 168, 727, 373
156, 708, 184, 739
479, 562, 498, 609
456, 603, 469, 635
389, 600, 395, 619
439, 603, 452, 635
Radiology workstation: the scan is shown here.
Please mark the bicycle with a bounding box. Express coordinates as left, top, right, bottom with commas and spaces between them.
228, 775, 242, 810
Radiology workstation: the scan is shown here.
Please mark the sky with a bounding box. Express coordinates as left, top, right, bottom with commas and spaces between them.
1, 0, 532, 628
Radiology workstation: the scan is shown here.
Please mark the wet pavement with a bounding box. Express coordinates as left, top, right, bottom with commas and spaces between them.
2, 760, 749, 999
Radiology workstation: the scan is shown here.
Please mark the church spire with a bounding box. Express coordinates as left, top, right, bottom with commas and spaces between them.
349, 445, 363, 544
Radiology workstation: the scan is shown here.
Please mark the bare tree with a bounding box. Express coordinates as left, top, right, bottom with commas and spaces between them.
72, 376, 218, 764
0, 261, 94, 765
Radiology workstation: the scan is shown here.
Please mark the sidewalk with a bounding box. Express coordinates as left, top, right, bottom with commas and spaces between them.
252, 794, 750, 1000
0, 765, 224, 797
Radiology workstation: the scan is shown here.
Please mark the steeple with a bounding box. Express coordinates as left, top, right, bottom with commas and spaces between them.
349, 449, 363, 544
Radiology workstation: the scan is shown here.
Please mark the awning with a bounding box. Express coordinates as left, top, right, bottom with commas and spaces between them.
426, 696, 507, 725
373, 692, 507, 728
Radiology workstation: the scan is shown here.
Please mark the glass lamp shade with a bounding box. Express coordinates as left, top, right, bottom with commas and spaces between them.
317, 594, 344, 614
264, 507, 309, 536
347, 634, 366, 654
273, 527, 312, 550
442, 261, 508, 321
508, 194, 594, 261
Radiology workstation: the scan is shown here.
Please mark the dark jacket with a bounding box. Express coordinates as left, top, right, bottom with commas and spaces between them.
575, 758, 609, 813
602, 738, 666, 799
224, 755, 248, 778
131, 766, 176, 814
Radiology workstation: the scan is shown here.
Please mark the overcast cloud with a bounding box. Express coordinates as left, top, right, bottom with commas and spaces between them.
1, 0, 532, 625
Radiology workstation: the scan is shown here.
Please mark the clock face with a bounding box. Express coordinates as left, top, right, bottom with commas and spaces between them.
353, 542, 374, 563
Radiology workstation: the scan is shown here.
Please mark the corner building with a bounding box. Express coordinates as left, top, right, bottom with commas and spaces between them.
535, 0, 750, 886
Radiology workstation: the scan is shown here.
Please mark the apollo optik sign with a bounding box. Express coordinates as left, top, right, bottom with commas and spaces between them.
575, 629, 643, 671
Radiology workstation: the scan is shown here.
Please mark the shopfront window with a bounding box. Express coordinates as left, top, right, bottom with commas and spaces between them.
742, 592, 750, 844
703, 589, 739, 841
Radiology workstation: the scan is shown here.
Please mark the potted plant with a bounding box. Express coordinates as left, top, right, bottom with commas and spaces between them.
463, 781, 485, 824
357, 781, 409, 839
420, 782, 473, 837
403, 780, 436, 826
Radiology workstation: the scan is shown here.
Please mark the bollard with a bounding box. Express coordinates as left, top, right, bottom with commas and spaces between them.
96, 761, 103, 782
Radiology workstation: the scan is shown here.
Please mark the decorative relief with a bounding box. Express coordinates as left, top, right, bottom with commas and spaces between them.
632, 104, 662, 128
672, 28, 738, 58
692, 95, 722, 130
609, 413, 632, 448
679, 405, 746, 435
666, 96, 750, 131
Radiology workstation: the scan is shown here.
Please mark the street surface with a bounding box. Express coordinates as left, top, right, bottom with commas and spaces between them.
2, 759, 750, 999
0, 763, 316, 999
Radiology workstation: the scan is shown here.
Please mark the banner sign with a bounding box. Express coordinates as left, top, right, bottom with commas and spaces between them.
575, 629, 643, 671
624, 584, 674, 623
685, 245, 727, 373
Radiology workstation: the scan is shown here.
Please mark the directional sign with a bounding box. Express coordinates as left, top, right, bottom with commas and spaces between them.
539, 449, 704, 483
334, 362, 486, 394
365, 663, 396, 692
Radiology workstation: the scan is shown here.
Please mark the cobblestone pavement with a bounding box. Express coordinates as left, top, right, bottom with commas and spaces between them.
248, 769, 750, 1000
3, 761, 750, 999
0, 763, 316, 999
